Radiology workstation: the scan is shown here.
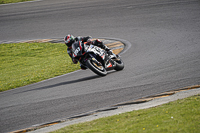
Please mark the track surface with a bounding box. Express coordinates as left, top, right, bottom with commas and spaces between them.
0, 0, 200, 132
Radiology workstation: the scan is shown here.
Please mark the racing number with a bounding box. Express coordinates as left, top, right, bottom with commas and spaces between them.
74, 47, 80, 55
95, 47, 103, 55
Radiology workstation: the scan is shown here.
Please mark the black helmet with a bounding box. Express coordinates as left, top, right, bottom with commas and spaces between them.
64, 34, 75, 47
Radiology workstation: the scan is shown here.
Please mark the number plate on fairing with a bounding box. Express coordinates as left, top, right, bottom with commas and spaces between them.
88, 45, 105, 58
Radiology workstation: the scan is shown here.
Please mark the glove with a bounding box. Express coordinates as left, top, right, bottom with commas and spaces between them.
104, 45, 111, 51
86, 38, 93, 45
107, 50, 113, 56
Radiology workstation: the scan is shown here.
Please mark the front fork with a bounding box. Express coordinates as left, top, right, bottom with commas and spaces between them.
89, 54, 103, 66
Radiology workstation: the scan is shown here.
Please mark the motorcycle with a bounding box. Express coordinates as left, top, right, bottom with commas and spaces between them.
72, 40, 124, 76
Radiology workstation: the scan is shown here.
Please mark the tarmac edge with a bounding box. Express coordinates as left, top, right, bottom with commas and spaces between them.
30, 87, 200, 133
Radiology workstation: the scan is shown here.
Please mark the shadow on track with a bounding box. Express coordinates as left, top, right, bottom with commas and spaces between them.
16, 74, 102, 94
14, 70, 117, 95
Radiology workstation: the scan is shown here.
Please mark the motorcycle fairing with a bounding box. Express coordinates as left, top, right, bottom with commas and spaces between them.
106, 61, 113, 68
87, 45, 105, 59
104, 58, 116, 71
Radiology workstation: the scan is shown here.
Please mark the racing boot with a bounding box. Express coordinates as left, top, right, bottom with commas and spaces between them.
80, 64, 87, 70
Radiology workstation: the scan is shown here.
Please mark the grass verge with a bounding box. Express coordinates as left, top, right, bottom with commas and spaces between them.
51, 94, 200, 133
0, 0, 32, 4
0, 42, 80, 92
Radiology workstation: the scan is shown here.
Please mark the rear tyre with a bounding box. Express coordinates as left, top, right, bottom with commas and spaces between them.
114, 57, 124, 71
86, 59, 107, 76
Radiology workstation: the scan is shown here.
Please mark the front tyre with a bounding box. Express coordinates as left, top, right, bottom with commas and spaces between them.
86, 59, 107, 76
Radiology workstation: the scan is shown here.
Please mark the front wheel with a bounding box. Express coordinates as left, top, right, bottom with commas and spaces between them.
86, 59, 107, 76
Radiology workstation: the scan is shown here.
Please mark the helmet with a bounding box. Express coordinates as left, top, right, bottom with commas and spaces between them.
64, 34, 75, 47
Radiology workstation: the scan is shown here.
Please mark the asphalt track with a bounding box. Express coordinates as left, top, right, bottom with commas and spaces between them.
0, 0, 200, 132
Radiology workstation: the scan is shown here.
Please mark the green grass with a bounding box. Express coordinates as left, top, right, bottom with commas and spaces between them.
0, 0, 32, 4
0, 42, 80, 92
51, 94, 200, 133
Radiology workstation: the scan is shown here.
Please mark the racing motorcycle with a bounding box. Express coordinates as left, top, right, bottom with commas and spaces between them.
72, 41, 124, 76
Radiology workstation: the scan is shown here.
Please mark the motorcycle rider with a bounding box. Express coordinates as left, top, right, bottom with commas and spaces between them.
64, 34, 112, 70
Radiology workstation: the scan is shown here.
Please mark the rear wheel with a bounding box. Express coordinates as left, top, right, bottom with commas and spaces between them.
114, 56, 124, 71
86, 59, 107, 76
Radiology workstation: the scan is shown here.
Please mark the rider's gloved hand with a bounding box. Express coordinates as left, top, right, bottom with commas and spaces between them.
107, 50, 113, 56
104, 45, 111, 51
86, 38, 93, 45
